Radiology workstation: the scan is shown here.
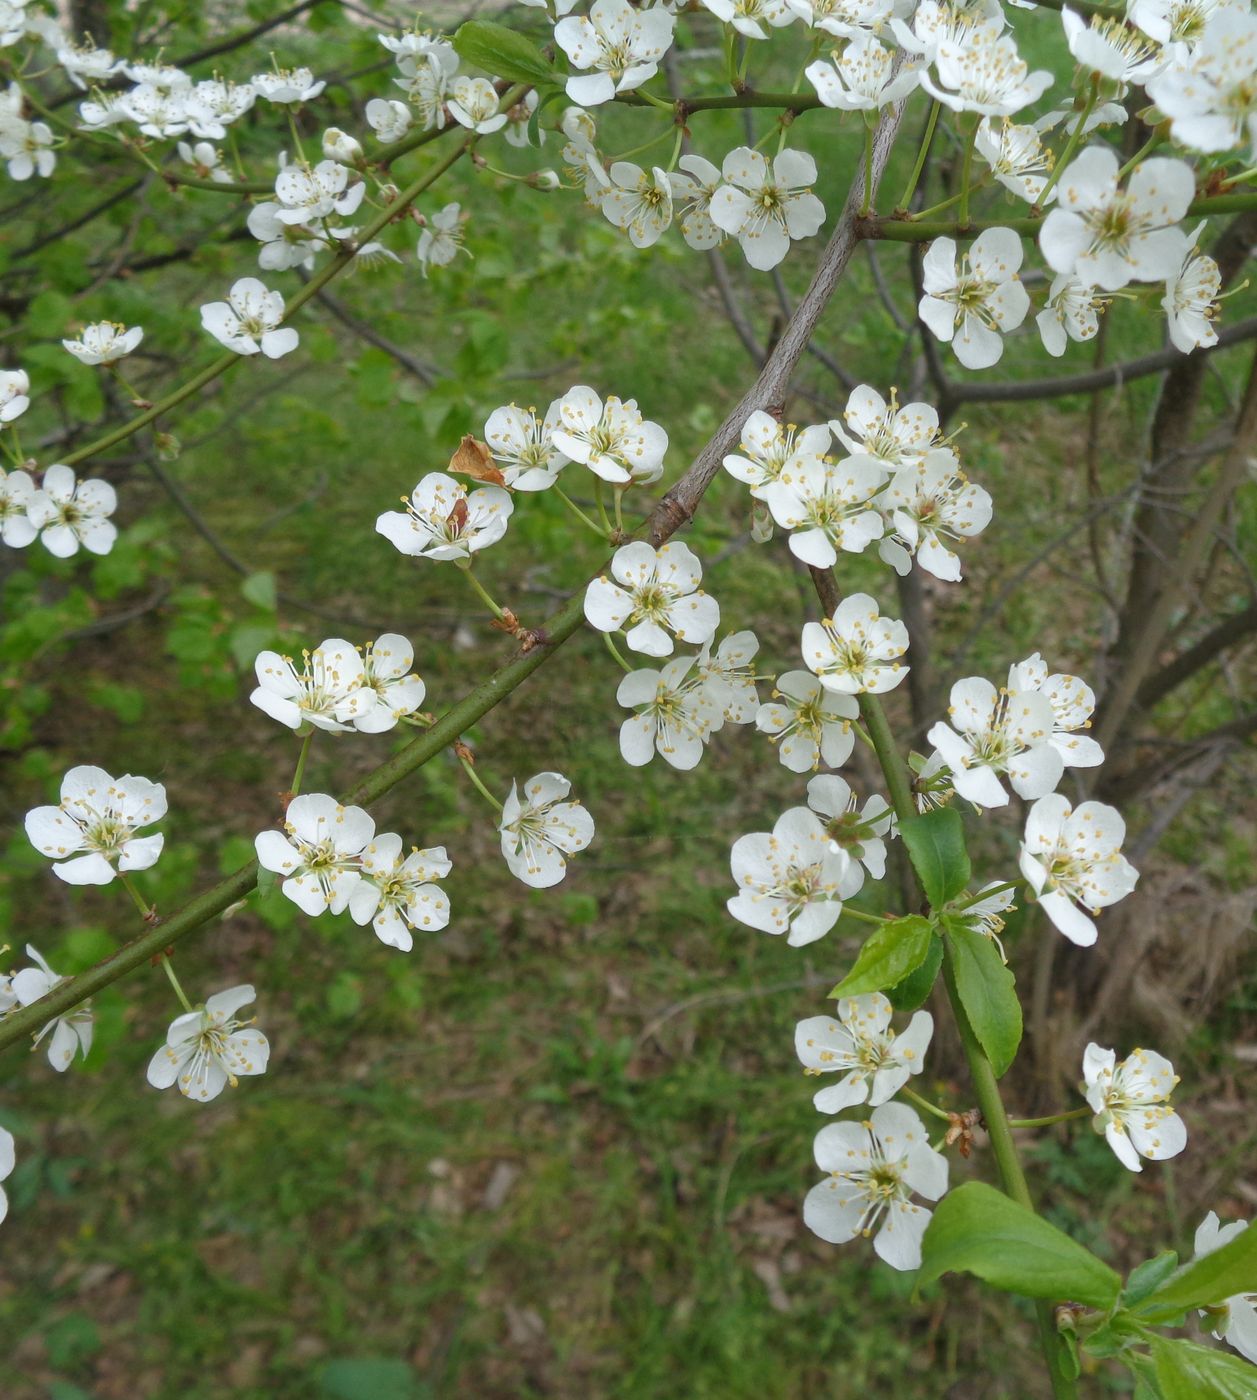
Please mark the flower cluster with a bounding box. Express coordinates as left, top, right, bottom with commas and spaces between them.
0, 462, 118, 557
251, 633, 426, 735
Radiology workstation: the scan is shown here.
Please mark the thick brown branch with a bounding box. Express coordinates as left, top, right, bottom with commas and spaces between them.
1134, 603, 1257, 712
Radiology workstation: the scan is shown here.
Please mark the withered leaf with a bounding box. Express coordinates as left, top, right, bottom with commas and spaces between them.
449, 434, 506, 486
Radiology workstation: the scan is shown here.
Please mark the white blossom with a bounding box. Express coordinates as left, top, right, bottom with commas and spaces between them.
831, 386, 939, 471
376, 472, 513, 561
1163, 232, 1221, 353
505, 90, 544, 148
710, 147, 826, 272
0, 1125, 12, 1225
554, 0, 676, 107
147, 985, 270, 1102
796, 994, 933, 1111
0, 116, 54, 179
890, 0, 1005, 61
669, 153, 726, 249
723, 410, 831, 499
447, 76, 508, 135
786, 0, 895, 37
617, 655, 721, 769
1129, 0, 1241, 47
801, 592, 909, 695
366, 97, 412, 144
177, 139, 232, 183
0, 367, 29, 422
927, 673, 1060, 808
273, 159, 365, 224
694, 630, 761, 725
552, 386, 668, 485
0, 467, 37, 548
62, 321, 144, 366
1036, 275, 1105, 356
25, 765, 166, 884
876, 448, 993, 581
1192, 1213, 1257, 1364
355, 634, 426, 734
920, 26, 1052, 116
118, 84, 189, 139
1146, 8, 1257, 153
803, 1102, 949, 1270
27, 464, 118, 557
1005, 653, 1104, 771
756, 670, 858, 772
252, 67, 325, 105
416, 202, 467, 275
7, 945, 94, 1072
1039, 148, 1194, 292
975, 118, 1054, 203
728, 806, 856, 945
322, 128, 363, 165
1020, 794, 1139, 945
483, 400, 570, 490
1083, 1043, 1186, 1172
348, 834, 451, 949
584, 540, 720, 656
246, 202, 322, 271
185, 79, 256, 139
1061, 8, 1164, 85
255, 793, 374, 916
499, 771, 595, 888
56, 42, 121, 90
700, 0, 793, 41
250, 639, 371, 733
806, 773, 893, 879
600, 161, 674, 248
761, 455, 886, 568
806, 36, 921, 111
201, 277, 299, 359
919, 228, 1029, 370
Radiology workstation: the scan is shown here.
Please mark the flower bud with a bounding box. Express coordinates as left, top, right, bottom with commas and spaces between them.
529, 169, 561, 191
322, 128, 363, 164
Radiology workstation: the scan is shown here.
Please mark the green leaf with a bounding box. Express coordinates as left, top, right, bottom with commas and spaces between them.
899, 808, 970, 909
942, 918, 1022, 1077
1121, 1252, 1180, 1307
1146, 1335, 1257, 1400
829, 915, 933, 999
918, 1182, 1123, 1308
1135, 1219, 1257, 1322
886, 933, 943, 1012
453, 21, 556, 85
241, 570, 277, 611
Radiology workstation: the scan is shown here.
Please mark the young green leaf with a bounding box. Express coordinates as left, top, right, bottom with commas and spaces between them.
918, 1182, 1123, 1308
1145, 1335, 1257, 1400
1133, 1220, 1257, 1323
453, 21, 556, 86
886, 934, 943, 1012
942, 919, 1022, 1077
829, 915, 933, 999
1121, 1252, 1181, 1308
899, 807, 970, 909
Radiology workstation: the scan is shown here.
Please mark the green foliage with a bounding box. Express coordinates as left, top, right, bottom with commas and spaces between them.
829, 915, 934, 998
918, 1183, 1123, 1308
898, 809, 970, 909
452, 21, 558, 86
1131, 1336, 1257, 1399
1132, 1222, 1257, 1324
942, 918, 1022, 1077
886, 935, 943, 1012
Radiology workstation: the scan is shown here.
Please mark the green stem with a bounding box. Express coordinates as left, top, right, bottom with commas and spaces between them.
901, 1086, 954, 1123
159, 955, 194, 1014
896, 101, 940, 212
1037, 84, 1098, 209
1115, 133, 1163, 181
1007, 1106, 1091, 1130
602, 632, 634, 673
290, 730, 314, 798
952, 879, 1020, 909
462, 566, 507, 620
840, 905, 890, 927
459, 755, 504, 813
554, 484, 612, 538
118, 872, 153, 921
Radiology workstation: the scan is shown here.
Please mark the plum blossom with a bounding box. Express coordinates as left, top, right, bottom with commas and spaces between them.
891, 0, 1005, 61
0, 367, 30, 422
247, 202, 321, 272
807, 36, 920, 111
975, 118, 1054, 204
8, 945, 94, 1071
355, 634, 426, 734
251, 639, 370, 733
255, 794, 374, 916
701, 0, 794, 41
728, 807, 856, 945
273, 159, 365, 223
947, 881, 1017, 957
185, 79, 256, 138
1163, 234, 1222, 353
0, 116, 54, 179
366, 97, 412, 144
1192, 1213, 1257, 1364
803, 1102, 949, 1270
927, 674, 1059, 808
0, 467, 37, 547
1020, 794, 1139, 945
723, 410, 831, 500
25, 765, 166, 885
786, 0, 895, 36
762, 456, 886, 569
349, 836, 451, 949
806, 774, 892, 879
796, 994, 933, 1111
447, 77, 507, 135
710, 147, 826, 271
1147, 8, 1257, 153
376, 472, 513, 562
585, 541, 720, 657
694, 631, 761, 726
26, 465, 117, 558
416, 203, 467, 275
920, 28, 1052, 116
498, 772, 595, 888
0, 1126, 12, 1225
670, 154, 725, 250
1005, 654, 1104, 772
118, 84, 189, 139
552, 386, 668, 485
876, 449, 992, 581
56, 42, 121, 90
599, 162, 674, 248
252, 67, 325, 105
322, 128, 363, 165
1036, 275, 1105, 356
177, 139, 232, 182
919, 228, 1029, 370
1039, 149, 1194, 292
1129, 0, 1240, 47
617, 655, 721, 769
1061, 9, 1164, 85
1083, 1043, 1186, 1172
201, 277, 299, 359
62, 321, 144, 366
484, 401, 569, 490
393, 42, 459, 129
756, 670, 858, 772
831, 386, 939, 471
554, 0, 676, 107
802, 593, 910, 695
147, 986, 270, 1102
